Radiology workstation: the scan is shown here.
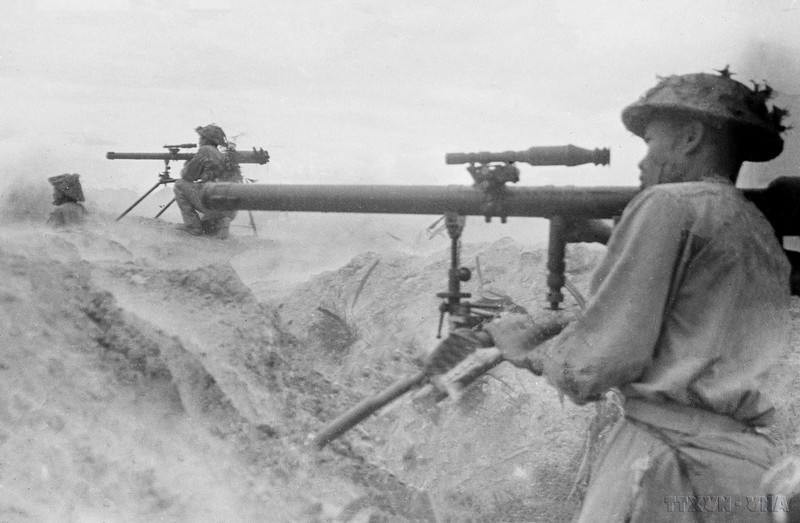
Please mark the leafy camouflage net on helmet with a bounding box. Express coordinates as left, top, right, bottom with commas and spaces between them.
195, 124, 227, 147
48, 173, 85, 202
622, 68, 790, 162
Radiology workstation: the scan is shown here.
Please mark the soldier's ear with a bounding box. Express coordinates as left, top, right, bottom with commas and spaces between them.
680, 120, 706, 155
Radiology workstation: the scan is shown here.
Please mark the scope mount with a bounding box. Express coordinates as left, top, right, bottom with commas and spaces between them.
466, 162, 521, 223
447, 144, 611, 224
163, 143, 195, 159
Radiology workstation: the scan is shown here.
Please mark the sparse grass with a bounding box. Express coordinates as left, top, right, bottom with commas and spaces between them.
310, 306, 360, 359
309, 259, 381, 360
350, 258, 380, 311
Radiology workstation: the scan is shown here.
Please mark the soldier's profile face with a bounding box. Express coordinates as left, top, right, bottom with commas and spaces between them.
638, 119, 685, 189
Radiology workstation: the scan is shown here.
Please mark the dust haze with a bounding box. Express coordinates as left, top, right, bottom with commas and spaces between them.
0, 190, 593, 521
3, 164, 800, 521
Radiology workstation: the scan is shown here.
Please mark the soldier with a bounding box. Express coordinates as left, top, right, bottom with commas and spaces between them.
174, 124, 242, 239
47, 173, 88, 228
426, 70, 792, 522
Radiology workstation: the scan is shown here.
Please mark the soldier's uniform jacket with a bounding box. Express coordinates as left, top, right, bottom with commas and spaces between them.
543, 176, 790, 422
174, 141, 241, 235
47, 201, 87, 228
180, 145, 227, 183
540, 175, 791, 522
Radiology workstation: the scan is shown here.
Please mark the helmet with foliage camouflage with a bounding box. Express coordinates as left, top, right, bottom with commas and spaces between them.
195, 124, 227, 147
621, 69, 789, 162
48, 173, 85, 202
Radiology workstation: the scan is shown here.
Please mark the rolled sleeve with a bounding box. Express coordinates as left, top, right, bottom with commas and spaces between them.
543, 189, 689, 404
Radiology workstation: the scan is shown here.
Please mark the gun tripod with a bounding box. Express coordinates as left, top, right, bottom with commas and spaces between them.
115, 145, 183, 222
435, 213, 505, 337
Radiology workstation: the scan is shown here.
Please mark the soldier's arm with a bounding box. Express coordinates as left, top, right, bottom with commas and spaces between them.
785, 250, 800, 295
179, 148, 212, 182
47, 207, 66, 227
540, 190, 688, 404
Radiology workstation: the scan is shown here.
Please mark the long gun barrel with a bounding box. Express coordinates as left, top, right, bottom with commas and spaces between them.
445, 144, 610, 166
106, 149, 270, 164
201, 183, 635, 217
203, 178, 800, 307
202, 178, 800, 233
204, 177, 800, 448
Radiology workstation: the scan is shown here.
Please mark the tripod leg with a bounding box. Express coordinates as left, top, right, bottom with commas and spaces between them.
248, 210, 257, 236
116, 181, 163, 221
155, 197, 176, 218
241, 178, 258, 236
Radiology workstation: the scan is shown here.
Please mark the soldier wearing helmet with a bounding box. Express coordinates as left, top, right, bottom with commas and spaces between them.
173, 124, 241, 239
47, 173, 88, 228
425, 70, 792, 521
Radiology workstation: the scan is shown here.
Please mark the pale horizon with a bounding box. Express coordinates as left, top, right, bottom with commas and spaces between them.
2, 0, 798, 201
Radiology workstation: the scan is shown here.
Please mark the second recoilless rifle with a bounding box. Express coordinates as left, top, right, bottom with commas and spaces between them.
106, 143, 269, 221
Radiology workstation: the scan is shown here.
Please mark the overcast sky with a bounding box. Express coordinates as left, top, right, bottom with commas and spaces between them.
2, 0, 799, 197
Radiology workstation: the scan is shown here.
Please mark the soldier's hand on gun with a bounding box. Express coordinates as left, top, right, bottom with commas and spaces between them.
421, 314, 538, 376
483, 312, 543, 372
423, 328, 493, 376
424, 313, 572, 380
485, 312, 573, 375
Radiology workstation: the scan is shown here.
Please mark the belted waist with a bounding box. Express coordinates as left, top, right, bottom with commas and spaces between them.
624, 397, 752, 434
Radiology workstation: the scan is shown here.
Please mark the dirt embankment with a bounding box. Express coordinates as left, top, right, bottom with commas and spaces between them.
1, 201, 798, 522
269, 239, 607, 521
0, 215, 437, 522
270, 236, 800, 521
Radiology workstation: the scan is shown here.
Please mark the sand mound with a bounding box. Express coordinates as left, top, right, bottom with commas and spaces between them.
0, 220, 434, 522
1, 210, 798, 522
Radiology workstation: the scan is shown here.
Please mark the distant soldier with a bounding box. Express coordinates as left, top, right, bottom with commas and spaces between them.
426, 70, 792, 522
174, 124, 242, 239
47, 173, 87, 228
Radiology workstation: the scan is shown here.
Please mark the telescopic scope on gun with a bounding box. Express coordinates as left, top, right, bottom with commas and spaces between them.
445, 144, 610, 167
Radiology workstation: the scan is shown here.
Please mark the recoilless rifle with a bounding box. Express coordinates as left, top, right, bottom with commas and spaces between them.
200, 144, 800, 448
106, 143, 269, 222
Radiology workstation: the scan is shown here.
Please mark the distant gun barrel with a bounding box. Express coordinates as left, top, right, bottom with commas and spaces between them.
445, 144, 610, 167
106, 148, 270, 164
